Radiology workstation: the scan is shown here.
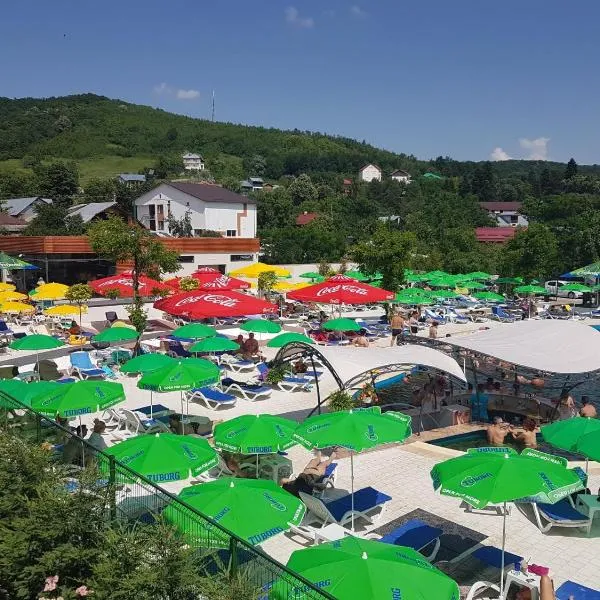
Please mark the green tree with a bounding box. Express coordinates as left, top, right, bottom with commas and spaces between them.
288, 174, 318, 206
246, 154, 267, 177
0, 170, 37, 199
154, 154, 182, 179
257, 270, 278, 297
88, 217, 180, 332
65, 283, 93, 326
34, 161, 79, 206
84, 178, 116, 203
25, 203, 86, 236
351, 224, 415, 292
167, 209, 193, 237
257, 188, 294, 230
564, 157, 578, 180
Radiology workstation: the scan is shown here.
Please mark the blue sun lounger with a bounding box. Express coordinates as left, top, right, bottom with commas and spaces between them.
556, 581, 600, 599
528, 497, 591, 533
373, 519, 443, 561
185, 386, 238, 410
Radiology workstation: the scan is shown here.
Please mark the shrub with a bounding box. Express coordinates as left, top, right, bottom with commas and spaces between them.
327, 389, 356, 412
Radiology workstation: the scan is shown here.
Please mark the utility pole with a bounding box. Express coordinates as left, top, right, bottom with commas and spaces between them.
211, 90, 215, 122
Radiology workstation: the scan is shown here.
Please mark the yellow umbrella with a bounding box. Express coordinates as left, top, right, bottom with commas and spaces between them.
0, 301, 35, 313
0, 291, 27, 301
229, 262, 291, 278
0, 283, 16, 292
273, 281, 309, 292
112, 321, 136, 329
44, 304, 88, 316
32, 282, 69, 301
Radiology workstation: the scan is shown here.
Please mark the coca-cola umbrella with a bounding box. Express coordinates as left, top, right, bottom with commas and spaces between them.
154, 289, 277, 319
286, 274, 394, 305
166, 268, 250, 291
91, 271, 171, 298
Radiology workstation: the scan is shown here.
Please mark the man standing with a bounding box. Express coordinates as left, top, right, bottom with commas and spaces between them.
390, 312, 405, 346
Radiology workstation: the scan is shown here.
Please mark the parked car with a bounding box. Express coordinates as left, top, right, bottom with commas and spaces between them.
544, 280, 583, 299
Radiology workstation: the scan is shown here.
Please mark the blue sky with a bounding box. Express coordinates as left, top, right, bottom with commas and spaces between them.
1, 0, 599, 163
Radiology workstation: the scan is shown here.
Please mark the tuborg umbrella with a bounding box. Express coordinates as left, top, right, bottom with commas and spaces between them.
240, 319, 282, 334
92, 327, 138, 343
163, 479, 305, 547
31, 380, 125, 418
10, 334, 65, 373
560, 283, 592, 293
0, 379, 30, 408
172, 323, 217, 340
514, 285, 546, 294
299, 271, 321, 279
120, 353, 176, 374
541, 417, 600, 469
287, 274, 394, 305
496, 276, 523, 284
473, 291, 505, 302
270, 537, 459, 600
102, 433, 218, 483
154, 289, 277, 319
322, 317, 360, 332
267, 332, 315, 347
189, 337, 240, 353
294, 407, 412, 529
0, 252, 37, 270
431, 447, 584, 596
345, 270, 369, 281
464, 271, 491, 280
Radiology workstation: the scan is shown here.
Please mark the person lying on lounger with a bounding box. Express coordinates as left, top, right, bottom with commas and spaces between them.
279, 450, 336, 497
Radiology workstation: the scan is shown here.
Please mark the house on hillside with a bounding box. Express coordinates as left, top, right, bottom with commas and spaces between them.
118, 173, 146, 187
342, 179, 352, 194
182, 153, 205, 171
134, 182, 256, 238
295, 212, 318, 226
240, 177, 264, 194
479, 202, 528, 227
358, 164, 382, 182
0, 213, 27, 232
4, 197, 52, 222
67, 202, 124, 224
390, 169, 411, 184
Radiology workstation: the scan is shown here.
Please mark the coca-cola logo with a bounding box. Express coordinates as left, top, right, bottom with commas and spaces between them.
98, 279, 134, 288
174, 293, 239, 308
316, 285, 368, 297
203, 276, 232, 289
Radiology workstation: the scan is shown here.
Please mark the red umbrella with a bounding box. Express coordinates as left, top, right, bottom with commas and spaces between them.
164, 269, 250, 291
154, 290, 277, 318
286, 274, 394, 305
90, 271, 171, 298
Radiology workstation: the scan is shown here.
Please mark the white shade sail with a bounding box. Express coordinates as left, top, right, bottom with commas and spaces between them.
440, 320, 600, 374
315, 344, 466, 385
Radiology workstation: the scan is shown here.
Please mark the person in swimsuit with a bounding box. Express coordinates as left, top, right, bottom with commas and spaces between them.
390, 312, 405, 346
580, 396, 597, 417
510, 417, 538, 448
487, 416, 509, 445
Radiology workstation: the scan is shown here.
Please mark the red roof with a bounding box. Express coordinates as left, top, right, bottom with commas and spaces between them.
480, 202, 523, 212
343, 179, 352, 185
0, 213, 26, 226
476, 227, 520, 243
295, 212, 318, 226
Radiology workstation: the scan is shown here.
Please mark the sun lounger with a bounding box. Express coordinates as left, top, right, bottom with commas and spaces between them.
300, 486, 392, 528
115, 409, 170, 437
464, 546, 525, 600
445, 308, 469, 324
69, 351, 106, 380
219, 354, 257, 373
526, 497, 591, 533
491, 306, 516, 323
424, 309, 447, 324
556, 580, 600, 599
185, 386, 238, 410
221, 377, 272, 401
365, 518, 443, 561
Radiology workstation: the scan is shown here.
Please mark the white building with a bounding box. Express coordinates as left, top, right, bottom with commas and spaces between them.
134, 182, 257, 238
182, 153, 205, 171
479, 202, 529, 227
358, 163, 382, 182
390, 169, 411, 184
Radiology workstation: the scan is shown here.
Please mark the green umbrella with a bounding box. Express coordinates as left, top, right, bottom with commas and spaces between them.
102, 433, 218, 483
271, 537, 459, 600
427, 276, 457, 288
92, 327, 138, 343
529, 279, 541, 285
496, 276, 523, 284
464, 271, 491, 280
560, 283, 592, 292
120, 353, 176, 374
0, 252, 37, 270
188, 337, 240, 353
541, 417, 600, 468
394, 293, 432, 305
458, 281, 487, 290
405, 273, 429, 282
473, 291, 505, 302
10, 334, 64, 351
0, 379, 30, 408
514, 284, 546, 294
172, 323, 216, 340
425, 270, 449, 279
345, 270, 369, 282
21, 381, 61, 405
138, 358, 221, 417
299, 272, 321, 279
431, 446, 583, 597
31, 380, 125, 418
240, 319, 282, 334
591, 284, 600, 292
570, 261, 600, 277
164, 479, 306, 547
431, 290, 460, 299
267, 332, 315, 347
322, 317, 360, 332
295, 407, 411, 528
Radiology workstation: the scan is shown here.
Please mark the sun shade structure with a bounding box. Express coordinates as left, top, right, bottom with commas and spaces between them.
322, 317, 360, 332
0, 252, 37, 270
439, 319, 600, 374
267, 332, 315, 347
0, 301, 34, 313
172, 323, 217, 339
189, 337, 240, 353
167, 270, 251, 290
163, 479, 305, 547
514, 284, 546, 294
240, 319, 282, 334
120, 353, 176, 373
90, 271, 171, 298
138, 358, 220, 392
541, 417, 600, 467
270, 537, 459, 600
0, 283, 16, 292
30, 283, 69, 300
287, 274, 394, 305
568, 261, 600, 277
0, 291, 27, 301
0, 379, 30, 408
154, 290, 277, 318
473, 291, 505, 301
229, 262, 291, 278
44, 304, 87, 316
560, 283, 592, 292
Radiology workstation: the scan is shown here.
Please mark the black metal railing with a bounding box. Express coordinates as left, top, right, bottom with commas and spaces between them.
1, 392, 333, 599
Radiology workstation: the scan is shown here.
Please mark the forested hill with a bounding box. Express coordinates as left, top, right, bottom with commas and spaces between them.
0, 93, 421, 178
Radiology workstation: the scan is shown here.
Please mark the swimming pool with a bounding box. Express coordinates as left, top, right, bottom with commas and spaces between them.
428, 430, 581, 461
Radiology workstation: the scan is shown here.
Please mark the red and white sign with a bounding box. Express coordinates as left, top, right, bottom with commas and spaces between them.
287, 274, 394, 305
154, 290, 277, 318
90, 271, 171, 298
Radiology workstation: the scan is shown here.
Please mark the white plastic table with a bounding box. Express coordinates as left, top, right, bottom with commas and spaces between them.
313, 523, 348, 544
576, 494, 600, 536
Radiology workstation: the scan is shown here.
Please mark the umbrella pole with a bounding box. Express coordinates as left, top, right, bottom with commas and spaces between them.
350, 451, 355, 531
150, 390, 153, 419
500, 501, 507, 598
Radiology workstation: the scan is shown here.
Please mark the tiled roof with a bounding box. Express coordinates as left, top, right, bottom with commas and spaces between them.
476, 227, 520, 243
119, 173, 146, 182
0, 213, 27, 226
480, 202, 523, 212
167, 182, 256, 204
295, 212, 318, 226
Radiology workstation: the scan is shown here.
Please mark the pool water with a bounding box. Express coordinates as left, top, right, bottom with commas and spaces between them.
429, 430, 581, 461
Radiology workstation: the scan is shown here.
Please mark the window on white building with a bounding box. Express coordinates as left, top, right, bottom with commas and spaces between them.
226, 230, 237, 237
177, 255, 195, 263
230, 254, 254, 261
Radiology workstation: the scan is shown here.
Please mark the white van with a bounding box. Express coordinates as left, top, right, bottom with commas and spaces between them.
544, 280, 583, 299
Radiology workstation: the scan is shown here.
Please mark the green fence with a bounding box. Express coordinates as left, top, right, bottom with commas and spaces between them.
1, 393, 334, 600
